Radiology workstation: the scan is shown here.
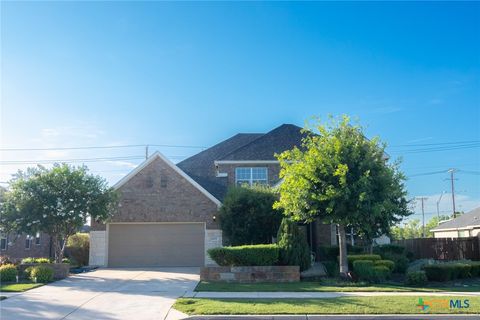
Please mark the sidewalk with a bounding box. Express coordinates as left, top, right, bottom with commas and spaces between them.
186, 291, 480, 299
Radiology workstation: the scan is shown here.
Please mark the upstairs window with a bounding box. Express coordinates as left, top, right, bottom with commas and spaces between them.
35, 232, 41, 245
235, 167, 268, 186
25, 236, 31, 250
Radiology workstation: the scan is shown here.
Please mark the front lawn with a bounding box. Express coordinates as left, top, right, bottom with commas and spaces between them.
0, 283, 44, 292
196, 280, 480, 293
175, 296, 480, 315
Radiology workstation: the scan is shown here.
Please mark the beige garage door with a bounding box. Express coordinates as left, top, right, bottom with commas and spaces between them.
108, 223, 205, 267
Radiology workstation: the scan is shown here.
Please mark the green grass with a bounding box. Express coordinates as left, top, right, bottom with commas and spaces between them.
196, 281, 480, 292
0, 283, 43, 292
174, 296, 480, 315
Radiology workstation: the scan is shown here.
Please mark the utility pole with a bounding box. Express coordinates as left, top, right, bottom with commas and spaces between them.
436, 191, 446, 223
145, 145, 149, 160
416, 197, 428, 238
448, 168, 457, 218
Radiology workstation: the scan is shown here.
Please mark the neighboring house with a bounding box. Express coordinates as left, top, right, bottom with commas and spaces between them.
431, 207, 480, 238
89, 124, 347, 267
0, 232, 52, 262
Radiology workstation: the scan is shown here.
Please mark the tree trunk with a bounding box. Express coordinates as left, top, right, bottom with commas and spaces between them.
52, 234, 66, 263
338, 224, 349, 277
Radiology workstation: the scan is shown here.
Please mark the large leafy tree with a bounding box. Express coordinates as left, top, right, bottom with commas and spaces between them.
219, 186, 282, 246
0, 164, 117, 262
274, 116, 411, 277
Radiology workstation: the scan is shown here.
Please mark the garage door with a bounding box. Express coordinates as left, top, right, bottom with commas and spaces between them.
108, 223, 205, 267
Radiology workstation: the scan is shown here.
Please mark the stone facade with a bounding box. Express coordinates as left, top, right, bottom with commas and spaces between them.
205, 229, 223, 265
89, 231, 107, 266
201, 266, 300, 283
91, 156, 220, 231
0, 232, 51, 263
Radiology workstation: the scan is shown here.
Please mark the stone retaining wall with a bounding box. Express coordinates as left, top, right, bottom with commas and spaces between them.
18, 263, 70, 280
200, 266, 300, 283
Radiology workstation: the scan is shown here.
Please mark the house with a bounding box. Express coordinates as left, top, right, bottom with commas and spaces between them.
89, 124, 341, 267
431, 207, 480, 238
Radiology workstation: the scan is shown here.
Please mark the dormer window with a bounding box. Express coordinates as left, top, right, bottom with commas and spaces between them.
235, 167, 268, 186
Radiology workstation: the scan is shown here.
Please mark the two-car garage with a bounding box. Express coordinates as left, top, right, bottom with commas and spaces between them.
107, 223, 205, 267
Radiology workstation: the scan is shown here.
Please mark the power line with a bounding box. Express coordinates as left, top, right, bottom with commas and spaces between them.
390, 140, 480, 148
0, 144, 206, 152
0, 154, 189, 165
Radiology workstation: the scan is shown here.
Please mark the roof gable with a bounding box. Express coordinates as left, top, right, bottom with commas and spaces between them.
114, 151, 221, 207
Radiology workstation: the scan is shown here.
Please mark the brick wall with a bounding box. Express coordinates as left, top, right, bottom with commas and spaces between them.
1, 232, 51, 262
92, 156, 220, 231
201, 266, 300, 283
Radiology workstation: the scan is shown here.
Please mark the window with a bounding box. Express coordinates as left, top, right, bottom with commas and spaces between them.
35, 232, 41, 245
1, 237, 6, 250
235, 167, 268, 186
25, 236, 31, 250
160, 175, 168, 188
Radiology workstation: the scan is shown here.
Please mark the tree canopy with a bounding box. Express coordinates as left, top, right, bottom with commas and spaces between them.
0, 164, 117, 262
274, 116, 412, 275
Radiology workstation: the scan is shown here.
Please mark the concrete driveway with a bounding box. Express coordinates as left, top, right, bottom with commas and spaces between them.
0, 267, 199, 320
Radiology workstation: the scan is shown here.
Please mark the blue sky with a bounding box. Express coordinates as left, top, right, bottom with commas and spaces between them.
1, 2, 479, 223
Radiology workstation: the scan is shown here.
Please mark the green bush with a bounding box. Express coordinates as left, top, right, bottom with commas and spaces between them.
21, 257, 51, 264
277, 218, 311, 271
62, 258, 72, 264
207, 244, 279, 266
375, 259, 395, 271
317, 245, 364, 261
0, 264, 18, 282
24, 266, 34, 279
29, 265, 54, 283
424, 264, 453, 282
353, 260, 375, 282
453, 264, 471, 279
65, 233, 89, 266
405, 271, 428, 286
219, 186, 282, 246
470, 262, 480, 277
381, 252, 408, 273
347, 254, 381, 269
372, 266, 391, 282
322, 261, 339, 277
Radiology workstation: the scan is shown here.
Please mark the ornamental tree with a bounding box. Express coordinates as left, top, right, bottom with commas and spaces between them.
0, 164, 118, 262
274, 116, 411, 277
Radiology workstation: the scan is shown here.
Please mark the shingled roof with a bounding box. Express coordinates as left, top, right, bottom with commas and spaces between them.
177, 124, 305, 201
431, 207, 480, 231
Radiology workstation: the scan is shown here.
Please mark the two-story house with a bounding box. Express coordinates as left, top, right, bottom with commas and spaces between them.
89, 124, 339, 267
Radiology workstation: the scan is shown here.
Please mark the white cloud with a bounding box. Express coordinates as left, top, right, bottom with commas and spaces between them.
105, 160, 138, 169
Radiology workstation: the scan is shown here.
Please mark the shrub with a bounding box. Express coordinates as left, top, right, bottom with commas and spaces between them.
219, 186, 282, 246
347, 254, 381, 269
62, 257, 71, 264
29, 265, 54, 283
21, 257, 51, 264
353, 260, 375, 282
375, 259, 395, 271
24, 266, 34, 279
317, 245, 364, 261
470, 262, 480, 277
372, 266, 391, 282
0, 255, 13, 265
322, 261, 339, 277
453, 264, 471, 279
208, 244, 279, 266
65, 233, 89, 266
423, 264, 453, 282
0, 264, 18, 282
381, 252, 408, 273
405, 271, 428, 286
277, 218, 311, 271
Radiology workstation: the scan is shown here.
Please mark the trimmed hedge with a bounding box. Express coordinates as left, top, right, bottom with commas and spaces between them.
372, 266, 391, 282
208, 244, 279, 266
0, 264, 18, 282
470, 262, 480, 277
29, 265, 54, 283
347, 254, 381, 269
375, 259, 395, 271
21, 257, 51, 264
381, 252, 409, 274
352, 260, 391, 283
317, 245, 364, 261
423, 263, 472, 282
405, 271, 428, 286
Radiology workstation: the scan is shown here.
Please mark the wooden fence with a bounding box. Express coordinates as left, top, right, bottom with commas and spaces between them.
393, 237, 480, 261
